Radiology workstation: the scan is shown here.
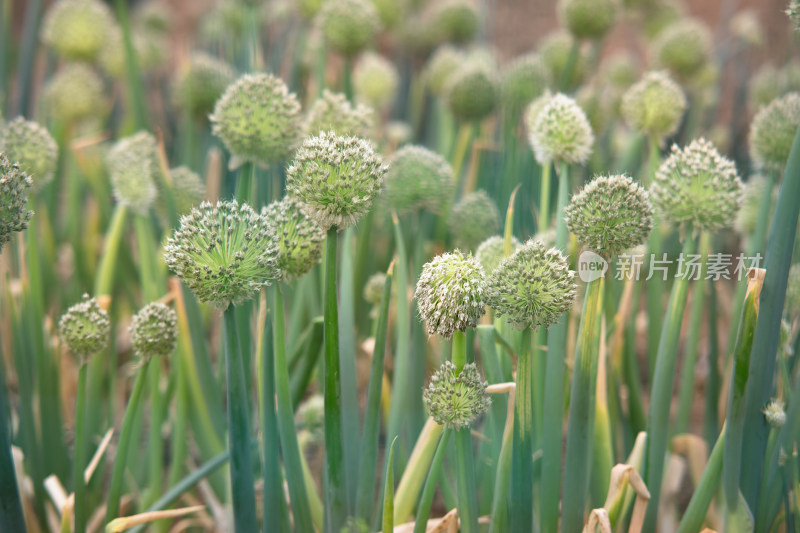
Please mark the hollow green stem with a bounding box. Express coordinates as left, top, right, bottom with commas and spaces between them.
323, 227, 346, 532
235, 163, 256, 206
510, 327, 534, 532
676, 425, 726, 533
106, 359, 151, 523
540, 161, 571, 533
382, 438, 396, 533
538, 163, 552, 232
451, 331, 479, 533
413, 429, 451, 533
356, 264, 394, 520
0, 363, 26, 532
272, 286, 314, 532
561, 275, 605, 533
73, 362, 89, 533
343, 57, 354, 102
223, 306, 258, 533
642, 233, 698, 532
94, 205, 129, 296
675, 233, 712, 434
645, 136, 663, 377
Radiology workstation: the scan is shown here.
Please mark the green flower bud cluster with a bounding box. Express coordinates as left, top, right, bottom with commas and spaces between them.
354, 52, 399, 111
651, 138, 742, 233
448, 190, 500, 250
476, 235, 521, 275
370, 0, 402, 28
318, 0, 381, 57
306, 89, 375, 139
500, 53, 551, 114
539, 31, 587, 90
0, 118, 58, 191
426, 0, 480, 45
287, 132, 387, 230
747, 63, 800, 109
621, 70, 687, 139
424, 45, 466, 95
41, 0, 115, 61
642, 0, 684, 41
763, 399, 787, 428
565, 174, 653, 259
528, 93, 594, 166
423, 361, 490, 429
261, 196, 326, 280
210, 73, 302, 169
58, 294, 111, 359
445, 64, 498, 122
44, 63, 106, 124
652, 18, 711, 80
384, 145, 454, 214
558, 0, 619, 41
169, 166, 206, 215
749, 93, 800, 171
415, 250, 486, 338
130, 302, 178, 359
163, 200, 280, 309
364, 272, 387, 307
0, 155, 34, 251
106, 131, 160, 214
600, 52, 638, 90
485, 239, 576, 330
172, 53, 236, 120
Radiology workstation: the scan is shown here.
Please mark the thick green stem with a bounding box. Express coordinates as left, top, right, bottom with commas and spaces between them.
510, 327, 534, 532
106, 360, 150, 523
642, 233, 698, 532
258, 295, 288, 533
273, 286, 314, 532
676, 425, 726, 533
235, 163, 256, 206
223, 307, 258, 533
94, 205, 128, 296
73, 363, 88, 533
538, 163, 552, 232
0, 363, 26, 532
113, 0, 149, 129
412, 429, 451, 533
561, 276, 605, 533
343, 57, 354, 102
356, 264, 393, 520
451, 331, 478, 533
675, 232, 712, 434
726, 170, 776, 357
540, 161, 571, 533
323, 227, 345, 532
645, 136, 664, 378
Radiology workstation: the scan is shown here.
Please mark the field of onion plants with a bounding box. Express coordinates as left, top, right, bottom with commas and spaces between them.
1, 0, 800, 531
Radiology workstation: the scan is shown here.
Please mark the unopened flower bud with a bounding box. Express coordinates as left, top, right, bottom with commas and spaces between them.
621, 70, 687, 139
485, 239, 576, 330
130, 302, 178, 358
287, 132, 386, 230
0, 155, 34, 251
415, 250, 486, 338
749, 93, 800, 172
423, 361, 490, 429
107, 131, 160, 214
448, 190, 500, 251
652, 138, 742, 233
384, 145, 454, 214
0, 118, 58, 191
565, 174, 653, 259
476, 235, 521, 275
58, 294, 111, 359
